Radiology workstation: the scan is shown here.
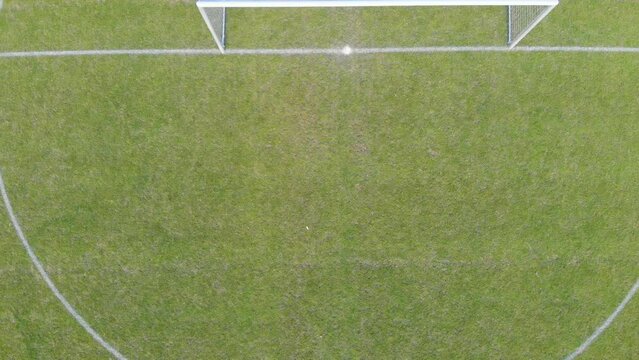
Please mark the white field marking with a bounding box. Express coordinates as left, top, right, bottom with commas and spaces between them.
0, 170, 127, 360
226, 48, 341, 55
1, 46, 639, 58
1, 43, 638, 359
565, 278, 639, 360
0, 48, 219, 58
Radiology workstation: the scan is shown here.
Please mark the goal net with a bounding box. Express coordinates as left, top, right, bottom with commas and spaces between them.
507, 5, 555, 48
198, 6, 227, 51
197, 0, 559, 53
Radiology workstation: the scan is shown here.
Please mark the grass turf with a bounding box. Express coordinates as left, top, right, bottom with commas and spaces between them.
1, 1, 638, 359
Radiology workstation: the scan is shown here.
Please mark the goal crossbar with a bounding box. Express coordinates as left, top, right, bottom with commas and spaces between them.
197, 0, 558, 53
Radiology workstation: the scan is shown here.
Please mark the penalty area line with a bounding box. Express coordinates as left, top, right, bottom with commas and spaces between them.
0, 170, 127, 360
1, 46, 639, 58
564, 278, 639, 360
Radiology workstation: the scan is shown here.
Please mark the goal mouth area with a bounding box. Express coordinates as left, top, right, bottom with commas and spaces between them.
197, 0, 558, 53
197, 0, 558, 7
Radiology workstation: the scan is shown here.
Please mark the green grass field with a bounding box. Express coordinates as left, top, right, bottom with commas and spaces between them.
1, 1, 638, 359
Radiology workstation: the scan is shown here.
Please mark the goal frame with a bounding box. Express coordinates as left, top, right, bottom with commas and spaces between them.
197, 0, 559, 53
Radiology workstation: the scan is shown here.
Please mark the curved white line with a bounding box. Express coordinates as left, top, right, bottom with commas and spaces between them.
565, 278, 639, 359
1, 43, 638, 355
0, 170, 127, 360
0, 46, 639, 58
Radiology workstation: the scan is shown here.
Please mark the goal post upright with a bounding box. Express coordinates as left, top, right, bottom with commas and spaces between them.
196, 0, 559, 53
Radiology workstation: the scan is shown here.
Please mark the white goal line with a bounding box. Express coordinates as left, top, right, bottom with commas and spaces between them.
1, 46, 639, 58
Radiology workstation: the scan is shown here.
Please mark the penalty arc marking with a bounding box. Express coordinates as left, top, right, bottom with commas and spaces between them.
0, 170, 127, 360
1, 43, 638, 356
564, 278, 639, 359
2, 170, 638, 359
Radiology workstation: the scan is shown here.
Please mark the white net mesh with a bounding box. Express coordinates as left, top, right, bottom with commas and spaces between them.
508, 5, 550, 47
202, 7, 226, 50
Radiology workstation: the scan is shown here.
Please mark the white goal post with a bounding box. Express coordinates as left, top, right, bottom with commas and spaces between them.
197, 0, 558, 53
